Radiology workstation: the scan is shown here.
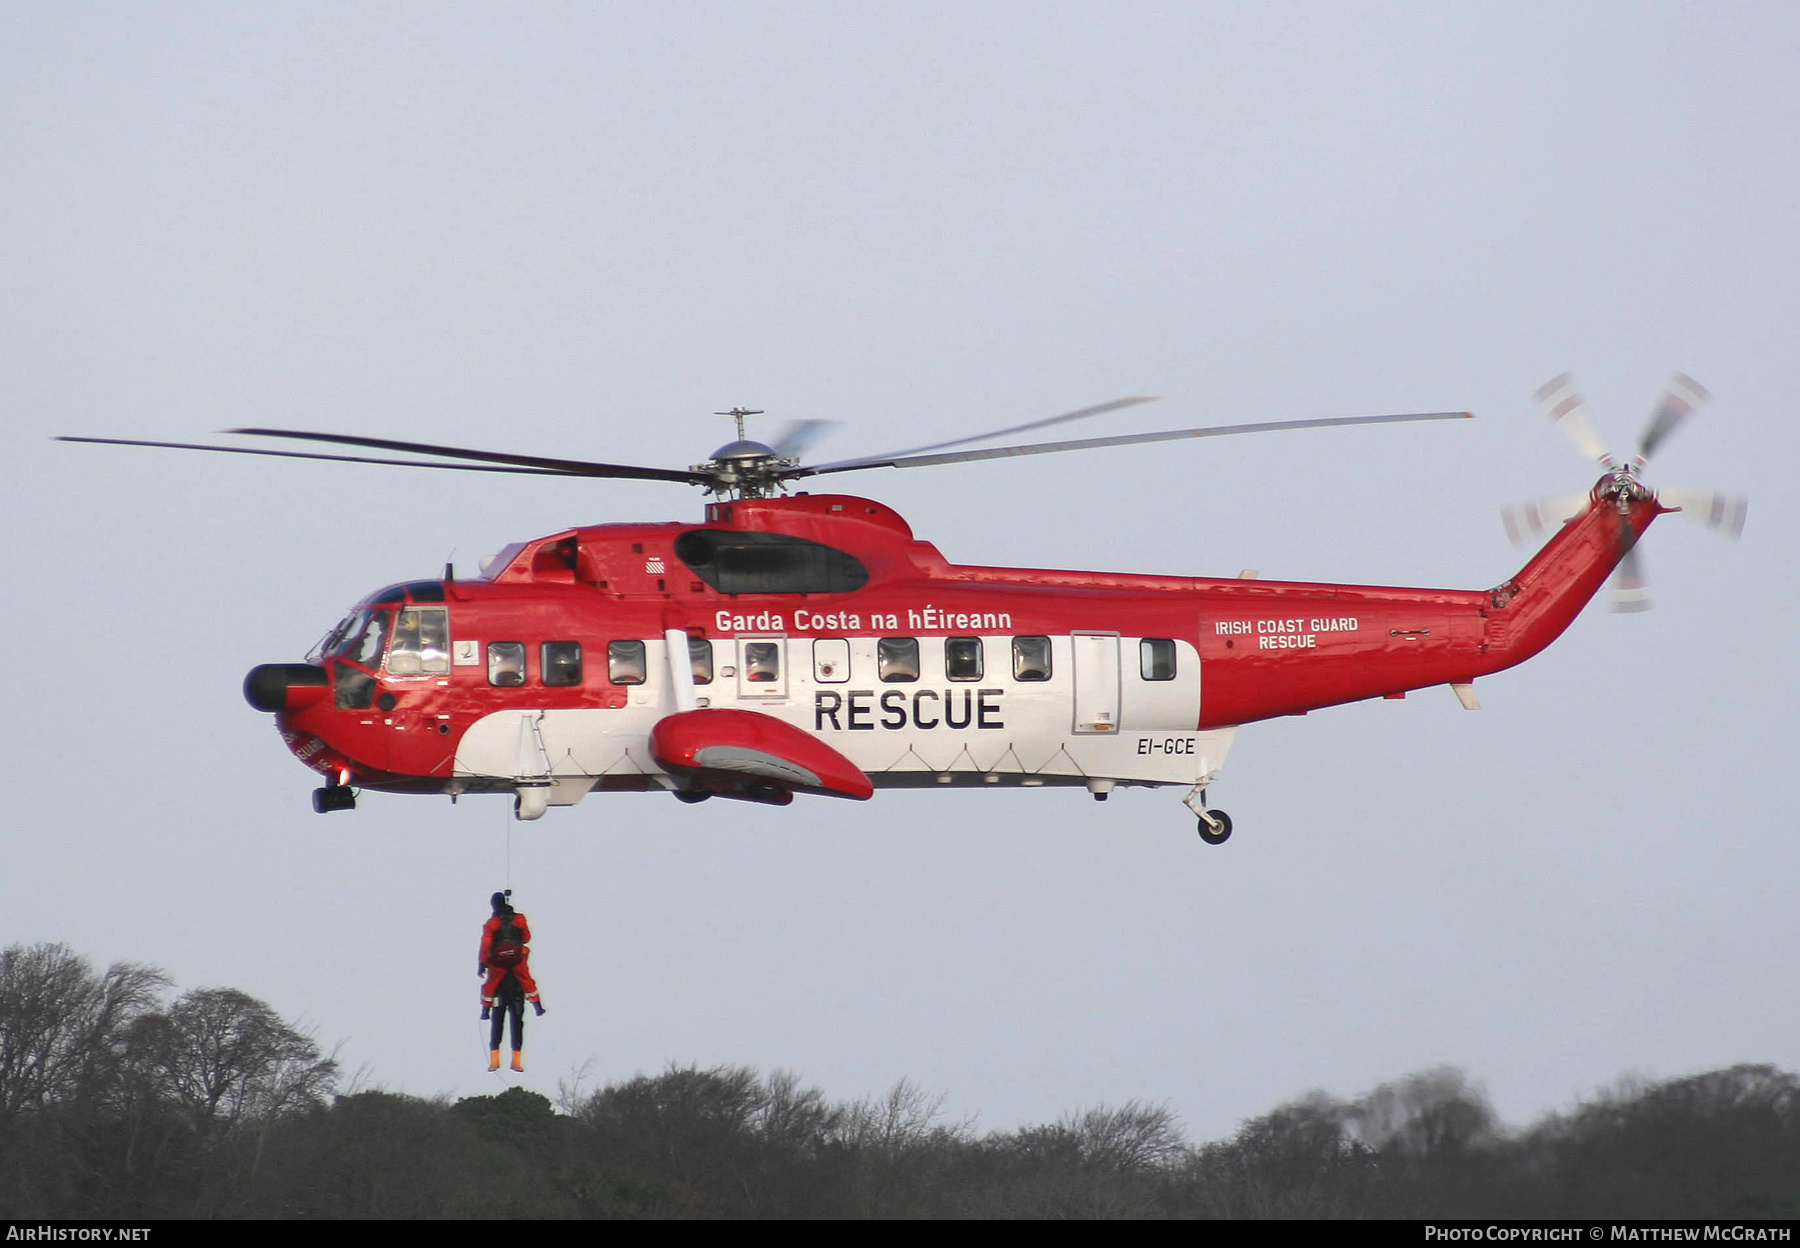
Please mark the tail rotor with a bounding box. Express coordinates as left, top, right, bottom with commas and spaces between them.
1533, 373, 1616, 468
1505, 373, 1747, 612
1634, 372, 1709, 469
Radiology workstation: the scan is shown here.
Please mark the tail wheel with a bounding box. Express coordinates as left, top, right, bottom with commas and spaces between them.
1197, 810, 1232, 845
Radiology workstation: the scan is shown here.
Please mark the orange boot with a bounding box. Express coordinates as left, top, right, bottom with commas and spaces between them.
510, 1050, 525, 1073
487, 1049, 501, 1072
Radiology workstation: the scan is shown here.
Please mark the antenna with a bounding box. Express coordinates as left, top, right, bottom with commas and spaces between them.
715, 407, 764, 441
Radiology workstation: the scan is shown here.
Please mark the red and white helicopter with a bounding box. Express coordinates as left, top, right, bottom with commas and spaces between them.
63, 378, 1743, 841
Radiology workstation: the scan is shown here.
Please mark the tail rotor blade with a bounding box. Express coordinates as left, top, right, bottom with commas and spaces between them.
1500, 492, 1589, 546
1635, 372, 1709, 467
1611, 546, 1653, 613
1534, 373, 1616, 468
1657, 485, 1748, 538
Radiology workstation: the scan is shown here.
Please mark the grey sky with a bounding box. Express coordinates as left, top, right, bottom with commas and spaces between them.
5, 3, 1795, 1140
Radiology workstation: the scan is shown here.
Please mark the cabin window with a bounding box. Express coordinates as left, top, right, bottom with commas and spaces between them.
673, 529, 870, 594
742, 641, 781, 683
1140, 638, 1177, 681
388, 607, 450, 675
487, 642, 526, 688
688, 636, 714, 685
608, 640, 647, 686
878, 637, 919, 683
1012, 636, 1053, 681
542, 641, 583, 687
944, 637, 983, 681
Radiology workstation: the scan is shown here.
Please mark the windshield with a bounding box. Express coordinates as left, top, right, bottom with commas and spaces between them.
311, 611, 357, 662
320, 608, 392, 669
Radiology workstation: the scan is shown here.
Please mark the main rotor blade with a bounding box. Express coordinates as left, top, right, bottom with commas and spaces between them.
771, 419, 836, 461
803, 410, 1472, 475
1635, 372, 1709, 466
57, 436, 591, 477
1656, 485, 1748, 538
807, 396, 1158, 472
227, 427, 705, 484
1533, 373, 1616, 468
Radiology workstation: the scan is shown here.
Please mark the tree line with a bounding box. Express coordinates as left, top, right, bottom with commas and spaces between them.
2, 942, 1796, 1218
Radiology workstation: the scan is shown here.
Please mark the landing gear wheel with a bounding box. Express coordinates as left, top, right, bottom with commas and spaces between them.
312, 785, 356, 814
673, 789, 711, 804
1196, 810, 1232, 845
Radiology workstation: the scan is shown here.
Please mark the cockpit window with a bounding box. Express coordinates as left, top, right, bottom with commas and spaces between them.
333, 664, 376, 710
328, 609, 391, 669
315, 613, 356, 660
388, 607, 450, 675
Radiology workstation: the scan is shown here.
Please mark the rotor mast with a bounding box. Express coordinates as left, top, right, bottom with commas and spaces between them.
720, 406, 762, 442
697, 406, 796, 500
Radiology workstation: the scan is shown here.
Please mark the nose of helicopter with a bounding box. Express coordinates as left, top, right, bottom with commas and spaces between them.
244, 663, 330, 713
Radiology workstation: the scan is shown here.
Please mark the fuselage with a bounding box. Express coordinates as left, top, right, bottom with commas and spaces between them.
259, 488, 1662, 809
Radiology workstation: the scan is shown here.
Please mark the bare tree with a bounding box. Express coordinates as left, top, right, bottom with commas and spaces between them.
142, 988, 338, 1136
0, 944, 166, 1120
839, 1077, 960, 1158
1190, 1092, 1377, 1218
1063, 1101, 1187, 1173
1348, 1066, 1498, 1159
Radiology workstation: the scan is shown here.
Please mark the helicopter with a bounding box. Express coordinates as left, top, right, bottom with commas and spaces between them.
60, 379, 1743, 841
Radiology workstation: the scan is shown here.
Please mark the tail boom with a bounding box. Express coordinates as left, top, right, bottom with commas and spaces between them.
1474, 492, 1666, 675
1196, 491, 1665, 726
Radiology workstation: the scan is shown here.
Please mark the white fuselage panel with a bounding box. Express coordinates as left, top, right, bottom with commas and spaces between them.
453, 634, 1220, 790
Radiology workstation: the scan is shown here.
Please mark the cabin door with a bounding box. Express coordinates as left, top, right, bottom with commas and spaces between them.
1071, 632, 1121, 734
